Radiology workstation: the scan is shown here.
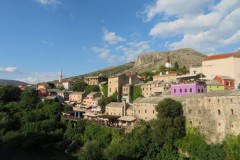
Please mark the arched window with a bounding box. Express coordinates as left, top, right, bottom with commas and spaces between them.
218, 109, 221, 115
231, 109, 234, 115
198, 110, 201, 114
188, 109, 192, 114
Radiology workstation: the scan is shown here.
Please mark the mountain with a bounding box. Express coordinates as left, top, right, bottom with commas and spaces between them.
0, 79, 28, 86
68, 48, 207, 79
130, 48, 207, 73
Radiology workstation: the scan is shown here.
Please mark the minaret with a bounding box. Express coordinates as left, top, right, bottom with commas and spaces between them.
59, 69, 62, 83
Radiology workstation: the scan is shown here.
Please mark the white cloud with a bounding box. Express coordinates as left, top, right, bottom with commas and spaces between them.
42, 40, 54, 46
117, 41, 150, 62
142, 0, 240, 53
35, 0, 61, 7
17, 72, 59, 84
103, 29, 125, 44
140, 0, 212, 22
92, 47, 110, 59
0, 67, 18, 73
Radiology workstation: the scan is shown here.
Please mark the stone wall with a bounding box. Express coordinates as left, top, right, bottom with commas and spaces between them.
184, 92, 240, 143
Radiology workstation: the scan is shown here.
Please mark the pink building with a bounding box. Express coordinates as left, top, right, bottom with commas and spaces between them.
171, 81, 206, 96
86, 92, 101, 106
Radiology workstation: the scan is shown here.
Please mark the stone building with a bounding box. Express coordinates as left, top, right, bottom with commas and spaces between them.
84, 76, 107, 85
108, 74, 129, 101
132, 97, 160, 121
69, 92, 86, 102
183, 90, 240, 143
140, 80, 164, 97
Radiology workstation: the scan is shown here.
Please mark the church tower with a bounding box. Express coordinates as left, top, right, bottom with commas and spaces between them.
165, 56, 172, 69
59, 69, 62, 83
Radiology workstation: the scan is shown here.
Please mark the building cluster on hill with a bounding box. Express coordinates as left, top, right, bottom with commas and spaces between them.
17, 52, 240, 142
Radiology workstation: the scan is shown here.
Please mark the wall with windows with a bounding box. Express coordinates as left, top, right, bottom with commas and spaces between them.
171, 82, 206, 95
184, 95, 240, 143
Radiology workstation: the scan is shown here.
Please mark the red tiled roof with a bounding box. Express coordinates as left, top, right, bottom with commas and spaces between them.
203, 53, 240, 61
38, 88, 48, 94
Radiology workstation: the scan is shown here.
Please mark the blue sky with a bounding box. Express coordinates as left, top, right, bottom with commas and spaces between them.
0, 0, 239, 84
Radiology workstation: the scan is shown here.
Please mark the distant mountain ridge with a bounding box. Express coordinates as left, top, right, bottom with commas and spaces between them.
68, 48, 207, 79
0, 79, 28, 86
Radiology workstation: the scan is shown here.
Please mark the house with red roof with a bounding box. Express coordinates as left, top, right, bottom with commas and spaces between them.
213, 76, 235, 90
202, 52, 240, 87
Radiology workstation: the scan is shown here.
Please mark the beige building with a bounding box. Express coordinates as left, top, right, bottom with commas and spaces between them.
132, 97, 160, 121
105, 102, 127, 116
69, 92, 86, 102
108, 74, 129, 101
140, 80, 164, 97
202, 53, 240, 84
184, 90, 240, 143
153, 71, 177, 82
84, 76, 107, 85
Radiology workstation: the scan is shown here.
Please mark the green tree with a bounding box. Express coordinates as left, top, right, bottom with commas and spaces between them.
98, 91, 117, 113
20, 88, 39, 109
174, 62, 179, 69
85, 85, 100, 94
101, 84, 108, 97
72, 80, 87, 92
133, 85, 143, 101
159, 65, 167, 72
153, 98, 185, 146
0, 85, 21, 103
78, 140, 103, 160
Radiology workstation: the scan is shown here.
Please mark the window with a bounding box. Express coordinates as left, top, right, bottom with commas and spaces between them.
217, 99, 220, 103
199, 122, 201, 125
190, 88, 192, 92
208, 99, 211, 102
198, 110, 201, 114
231, 109, 234, 115
218, 109, 221, 115
218, 123, 221, 126
145, 110, 147, 113
180, 89, 182, 93
230, 124, 234, 128
227, 81, 231, 86
153, 110, 155, 114
201, 89, 204, 92
174, 89, 176, 93
198, 89, 200, 93
139, 110, 140, 113
190, 121, 193, 125
188, 109, 192, 114
185, 89, 187, 93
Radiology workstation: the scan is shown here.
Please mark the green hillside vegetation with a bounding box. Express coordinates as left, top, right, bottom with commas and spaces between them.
0, 85, 240, 159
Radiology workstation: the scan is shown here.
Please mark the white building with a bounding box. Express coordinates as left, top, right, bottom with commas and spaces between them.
62, 80, 74, 91
202, 53, 240, 84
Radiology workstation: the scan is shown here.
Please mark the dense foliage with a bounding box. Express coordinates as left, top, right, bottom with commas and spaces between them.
1, 85, 240, 159
139, 71, 154, 82
133, 85, 143, 101
72, 80, 88, 92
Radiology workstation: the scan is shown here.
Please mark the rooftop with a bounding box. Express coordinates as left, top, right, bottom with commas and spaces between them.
203, 52, 240, 61
216, 75, 234, 80
205, 80, 223, 85
106, 102, 123, 108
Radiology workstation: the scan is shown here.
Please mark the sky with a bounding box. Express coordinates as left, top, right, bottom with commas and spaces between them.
0, 0, 239, 84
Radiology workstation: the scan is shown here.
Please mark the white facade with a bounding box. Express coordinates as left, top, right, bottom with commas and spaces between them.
62, 81, 74, 91
190, 67, 202, 75
202, 56, 240, 84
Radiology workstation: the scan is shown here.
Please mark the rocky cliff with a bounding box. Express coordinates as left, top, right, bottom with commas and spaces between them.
130, 48, 207, 73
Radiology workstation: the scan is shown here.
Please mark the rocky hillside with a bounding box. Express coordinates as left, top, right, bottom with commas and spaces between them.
130, 48, 207, 73
70, 48, 207, 79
